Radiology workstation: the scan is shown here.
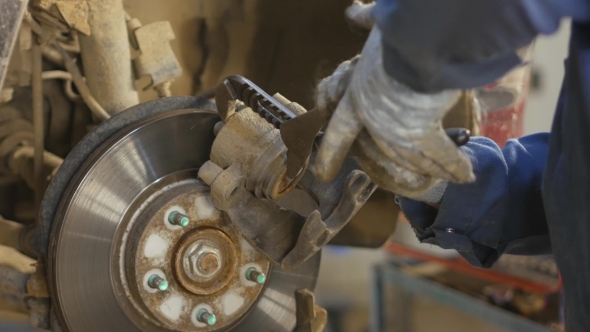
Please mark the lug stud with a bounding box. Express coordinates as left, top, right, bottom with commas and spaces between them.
245, 267, 266, 284
196, 308, 216, 326
148, 274, 169, 291
168, 211, 189, 227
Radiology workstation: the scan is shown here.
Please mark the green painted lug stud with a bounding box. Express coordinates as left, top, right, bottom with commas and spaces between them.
168, 211, 189, 227
196, 309, 216, 326
148, 274, 169, 291
245, 267, 266, 284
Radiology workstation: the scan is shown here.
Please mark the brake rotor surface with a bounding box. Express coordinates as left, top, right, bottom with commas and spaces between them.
48, 106, 320, 332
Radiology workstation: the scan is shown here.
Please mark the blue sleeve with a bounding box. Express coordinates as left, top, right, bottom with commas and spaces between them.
372, 0, 590, 92
400, 133, 550, 268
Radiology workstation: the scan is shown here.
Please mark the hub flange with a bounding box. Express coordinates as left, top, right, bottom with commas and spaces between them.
123, 180, 270, 331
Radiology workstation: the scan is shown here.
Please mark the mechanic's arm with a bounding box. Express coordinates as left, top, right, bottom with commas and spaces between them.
313, 0, 588, 196
373, 0, 590, 92
400, 133, 550, 268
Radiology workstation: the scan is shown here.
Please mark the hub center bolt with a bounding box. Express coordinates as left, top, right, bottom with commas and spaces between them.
183, 239, 223, 281
198, 252, 220, 275
148, 274, 169, 291
196, 309, 216, 326
168, 211, 189, 227
245, 267, 266, 284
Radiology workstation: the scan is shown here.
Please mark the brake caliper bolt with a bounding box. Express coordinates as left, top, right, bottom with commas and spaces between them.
168, 211, 189, 227
245, 267, 266, 284
148, 274, 169, 291
196, 308, 216, 326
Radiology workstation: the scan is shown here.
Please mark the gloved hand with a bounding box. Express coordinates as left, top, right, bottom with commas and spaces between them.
313, 2, 474, 199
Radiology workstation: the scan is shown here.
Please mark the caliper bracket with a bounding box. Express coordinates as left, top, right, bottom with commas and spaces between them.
205, 75, 468, 270
199, 157, 376, 270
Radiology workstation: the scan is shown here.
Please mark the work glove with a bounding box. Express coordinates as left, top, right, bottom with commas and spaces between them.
313, 2, 474, 199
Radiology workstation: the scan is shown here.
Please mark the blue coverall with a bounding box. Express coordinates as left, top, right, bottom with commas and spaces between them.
372, 0, 590, 329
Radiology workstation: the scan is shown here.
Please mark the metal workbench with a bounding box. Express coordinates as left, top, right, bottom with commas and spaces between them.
370, 262, 553, 332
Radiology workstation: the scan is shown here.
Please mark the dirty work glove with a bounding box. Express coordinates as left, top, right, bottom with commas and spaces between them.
412, 181, 448, 204
313, 4, 474, 197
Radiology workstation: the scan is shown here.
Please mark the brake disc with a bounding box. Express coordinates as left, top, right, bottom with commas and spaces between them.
47, 98, 320, 332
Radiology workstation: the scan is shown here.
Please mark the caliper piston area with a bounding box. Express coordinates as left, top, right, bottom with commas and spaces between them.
199, 76, 377, 270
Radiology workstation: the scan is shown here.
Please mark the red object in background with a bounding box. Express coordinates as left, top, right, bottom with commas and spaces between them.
476, 69, 530, 147
476, 47, 533, 147
385, 242, 562, 294
479, 98, 526, 148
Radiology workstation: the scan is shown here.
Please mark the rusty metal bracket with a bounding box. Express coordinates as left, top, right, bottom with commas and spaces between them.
203, 77, 378, 269
55, 0, 91, 36
130, 20, 182, 92
204, 76, 471, 270
29, 0, 90, 35
27, 261, 50, 330
199, 156, 376, 270
216, 76, 317, 180
294, 289, 327, 332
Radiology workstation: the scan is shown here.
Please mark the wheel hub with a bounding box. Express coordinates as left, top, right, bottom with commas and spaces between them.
123, 180, 270, 330
47, 105, 321, 332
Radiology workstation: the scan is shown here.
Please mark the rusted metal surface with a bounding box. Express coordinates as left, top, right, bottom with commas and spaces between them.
26, 261, 50, 330
201, 88, 377, 269
122, 181, 270, 331
173, 228, 238, 295
198, 253, 220, 275
131, 20, 182, 92
55, 0, 91, 35
294, 289, 327, 332
208, 97, 306, 201
26, 262, 48, 298
0, 0, 27, 91
26, 262, 50, 329
216, 76, 312, 182
30, 0, 91, 35
78, 0, 139, 115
